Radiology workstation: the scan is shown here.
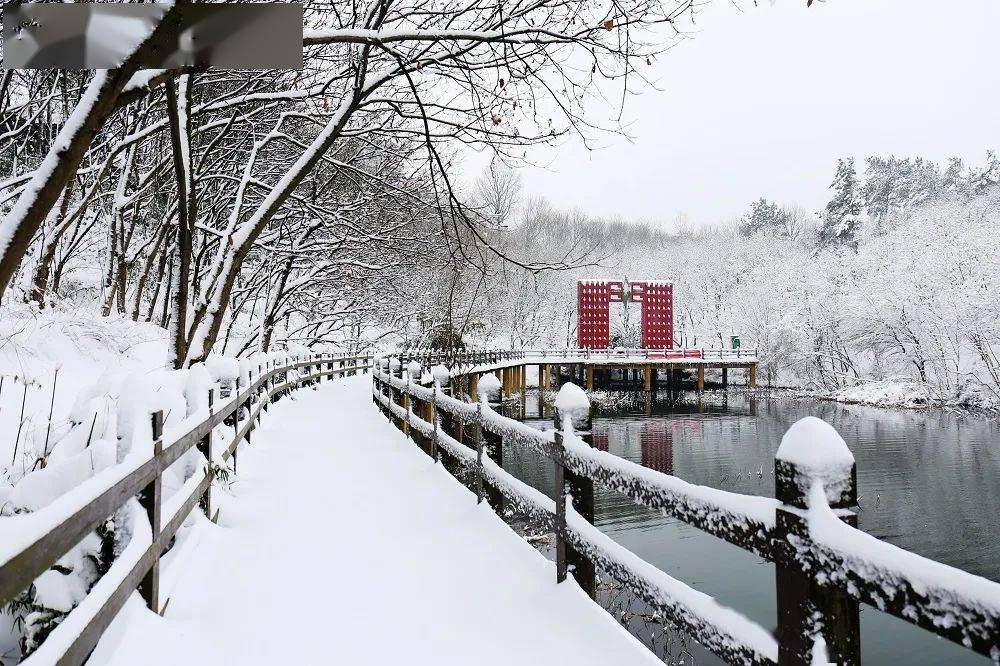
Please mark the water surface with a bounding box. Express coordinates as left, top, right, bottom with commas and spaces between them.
504, 389, 1000, 664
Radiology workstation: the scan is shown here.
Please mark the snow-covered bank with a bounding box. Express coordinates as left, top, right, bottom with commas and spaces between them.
820, 380, 998, 414
88, 376, 661, 665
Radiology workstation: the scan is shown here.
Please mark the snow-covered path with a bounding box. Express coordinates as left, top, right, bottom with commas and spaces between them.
89, 375, 659, 665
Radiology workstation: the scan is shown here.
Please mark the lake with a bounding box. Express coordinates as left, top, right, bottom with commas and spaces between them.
498, 388, 1000, 665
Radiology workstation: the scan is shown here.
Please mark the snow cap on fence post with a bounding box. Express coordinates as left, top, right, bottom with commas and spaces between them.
477, 372, 502, 401
388, 356, 401, 377
431, 364, 450, 387
406, 360, 421, 380
775, 416, 856, 509
554, 382, 591, 431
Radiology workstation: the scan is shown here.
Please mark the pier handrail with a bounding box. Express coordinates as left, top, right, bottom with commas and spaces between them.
373, 361, 1000, 665
0, 354, 373, 665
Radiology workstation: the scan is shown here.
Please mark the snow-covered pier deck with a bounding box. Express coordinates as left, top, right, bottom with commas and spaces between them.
88, 376, 659, 665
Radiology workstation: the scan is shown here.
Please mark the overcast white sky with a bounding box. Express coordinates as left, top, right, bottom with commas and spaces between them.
472, 0, 1000, 229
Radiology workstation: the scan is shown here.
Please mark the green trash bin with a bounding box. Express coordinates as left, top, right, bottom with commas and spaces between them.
731, 336, 741, 350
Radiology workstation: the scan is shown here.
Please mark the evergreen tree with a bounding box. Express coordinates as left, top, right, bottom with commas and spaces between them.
969, 150, 1000, 194
907, 157, 942, 207
862, 155, 909, 220
739, 198, 792, 237
820, 157, 863, 246
941, 157, 970, 196
861, 155, 941, 221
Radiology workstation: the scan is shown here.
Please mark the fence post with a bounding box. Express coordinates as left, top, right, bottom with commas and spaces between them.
553, 430, 568, 584
138, 410, 163, 612
262, 362, 271, 412
431, 384, 439, 461
482, 407, 505, 513
243, 371, 253, 444
553, 388, 596, 599
475, 403, 484, 504
403, 379, 411, 438
198, 390, 214, 515
774, 418, 860, 665
232, 377, 240, 473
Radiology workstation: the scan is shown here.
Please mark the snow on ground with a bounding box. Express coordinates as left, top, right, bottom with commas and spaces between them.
88, 375, 661, 665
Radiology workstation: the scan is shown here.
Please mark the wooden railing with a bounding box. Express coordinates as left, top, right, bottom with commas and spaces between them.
391, 347, 758, 373
372, 362, 1000, 665
0, 354, 372, 665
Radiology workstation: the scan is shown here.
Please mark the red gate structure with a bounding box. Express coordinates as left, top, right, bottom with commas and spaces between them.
576, 279, 674, 349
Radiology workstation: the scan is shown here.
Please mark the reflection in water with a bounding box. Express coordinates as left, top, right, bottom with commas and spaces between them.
640, 420, 673, 475
510, 389, 1000, 665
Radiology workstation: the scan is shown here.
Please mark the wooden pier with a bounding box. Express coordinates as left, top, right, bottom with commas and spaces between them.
427, 348, 758, 399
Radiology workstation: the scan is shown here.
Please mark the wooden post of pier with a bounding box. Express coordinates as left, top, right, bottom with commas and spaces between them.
585, 366, 594, 391
774, 419, 860, 665
749, 363, 757, 389
519, 364, 527, 414
469, 373, 479, 403
697, 365, 705, 393
138, 410, 163, 612
643, 366, 652, 392
722, 367, 728, 388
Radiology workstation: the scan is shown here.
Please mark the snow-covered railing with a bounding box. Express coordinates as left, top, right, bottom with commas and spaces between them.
372, 363, 1000, 665
373, 373, 777, 665
0, 354, 373, 666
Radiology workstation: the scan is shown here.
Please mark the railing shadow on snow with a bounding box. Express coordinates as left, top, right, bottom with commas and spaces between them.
373, 351, 1000, 666
0, 354, 372, 665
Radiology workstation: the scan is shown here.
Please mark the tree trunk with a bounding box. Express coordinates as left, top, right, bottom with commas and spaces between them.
26, 180, 75, 308
165, 76, 195, 368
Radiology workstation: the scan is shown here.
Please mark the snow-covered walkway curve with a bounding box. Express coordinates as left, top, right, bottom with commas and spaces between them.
88, 375, 659, 665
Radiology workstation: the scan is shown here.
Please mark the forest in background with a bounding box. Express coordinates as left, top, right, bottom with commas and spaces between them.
433, 152, 1000, 407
